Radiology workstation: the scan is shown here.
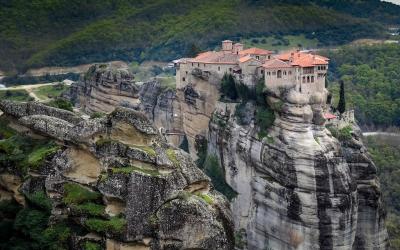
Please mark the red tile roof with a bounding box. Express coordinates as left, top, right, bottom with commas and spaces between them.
238, 55, 254, 63
262, 58, 292, 69
239, 47, 273, 56
189, 51, 239, 64
276, 51, 329, 67
324, 113, 337, 119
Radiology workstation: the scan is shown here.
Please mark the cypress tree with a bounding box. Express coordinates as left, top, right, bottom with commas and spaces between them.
337, 80, 346, 114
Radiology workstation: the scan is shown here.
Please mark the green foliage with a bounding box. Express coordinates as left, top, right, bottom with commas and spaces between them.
0, 89, 33, 102
195, 136, 208, 168
25, 191, 52, 212
132, 145, 157, 157
63, 183, 101, 205
337, 80, 346, 114
166, 148, 179, 167
220, 73, 238, 101
255, 106, 275, 139
0, 117, 17, 139
73, 202, 105, 217
234, 102, 248, 126
84, 241, 102, 250
1, 0, 396, 73
33, 84, 70, 100
201, 154, 237, 201
47, 98, 74, 111
85, 216, 126, 234
195, 193, 214, 205
323, 44, 400, 127
327, 125, 353, 141
365, 136, 400, 247
90, 112, 106, 119
0, 134, 59, 174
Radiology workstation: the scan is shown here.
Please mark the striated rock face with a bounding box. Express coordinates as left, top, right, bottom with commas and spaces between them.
0, 100, 234, 249
65, 63, 140, 113
208, 87, 388, 249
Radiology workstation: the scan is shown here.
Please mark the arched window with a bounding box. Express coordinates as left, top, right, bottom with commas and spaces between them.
303, 76, 306, 83
311, 76, 314, 82
277, 70, 282, 78
307, 76, 310, 83
182, 77, 186, 82
284, 71, 286, 75
218, 66, 220, 71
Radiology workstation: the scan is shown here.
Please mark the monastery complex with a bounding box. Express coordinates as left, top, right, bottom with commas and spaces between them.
175, 40, 329, 95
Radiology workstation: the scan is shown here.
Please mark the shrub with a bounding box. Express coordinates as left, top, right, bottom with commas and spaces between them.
220, 73, 238, 100
73, 202, 105, 217
47, 98, 73, 112
84, 241, 102, 250
85, 217, 126, 234
179, 135, 189, 153
90, 112, 105, 119
63, 183, 101, 205
25, 191, 52, 212
255, 106, 275, 138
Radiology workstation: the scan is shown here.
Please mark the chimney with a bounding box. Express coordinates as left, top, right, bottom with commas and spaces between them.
222, 40, 233, 51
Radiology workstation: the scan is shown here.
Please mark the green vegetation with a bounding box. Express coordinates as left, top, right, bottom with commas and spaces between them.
0, 134, 60, 174
195, 192, 214, 205
327, 125, 353, 141
90, 112, 106, 119
132, 145, 157, 157
0, 198, 71, 250
112, 166, 161, 177
85, 216, 126, 234
0, 117, 16, 139
84, 241, 102, 250
365, 136, 400, 248
32, 83, 70, 100
0, 89, 33, 102
1, 0, 398, 73
220, 73, 238, 101
158, 76, 176, 91
25, 191, 52, 212
241, 34, 319, 51
63, 183, 101, 205
166, 148, 179, 167
256, 106, 275, 139
73, 202, 105, 217
46, 98, 74, 111
337, 80, 346, 114
202, 154, 237, 201
323, 44, 400, 127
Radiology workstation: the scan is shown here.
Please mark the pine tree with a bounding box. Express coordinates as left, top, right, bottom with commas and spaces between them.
337, 80, 346, 114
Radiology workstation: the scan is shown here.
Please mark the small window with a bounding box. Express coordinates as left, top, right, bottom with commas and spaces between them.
277, 70, 282, 78
229, 68, 232, 72
268, 56, 271, 59
307, 76, 310, 83
311, 76, 314, 83
261, 70, 264, 74
185, 71, 188, 75
204, 64, 206, 67
191, 63, 194, 67
303, 76, 306, 83
218, 66, 220, 71
182, 77, 186, 82
284, 71, 286, 75
256, 56, 260, 60
197, 63, 200, 67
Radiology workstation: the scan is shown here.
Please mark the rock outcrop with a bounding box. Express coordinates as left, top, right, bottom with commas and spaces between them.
66, 63, 140, 113
0, 100, 234, 249
208, 87, 388, 249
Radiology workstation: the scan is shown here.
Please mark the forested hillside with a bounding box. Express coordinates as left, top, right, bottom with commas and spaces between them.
1, 0, 400, 73
324, 44, 400, 128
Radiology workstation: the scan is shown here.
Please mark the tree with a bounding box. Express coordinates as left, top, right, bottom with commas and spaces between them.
186, 43, 201, 58
220, 73, 238, 100
337, 80, 346, 114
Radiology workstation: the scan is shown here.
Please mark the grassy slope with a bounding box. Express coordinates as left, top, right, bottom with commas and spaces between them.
1, 0, 400, 73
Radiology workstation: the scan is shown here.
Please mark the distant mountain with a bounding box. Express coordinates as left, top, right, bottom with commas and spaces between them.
1, 0, 400, 73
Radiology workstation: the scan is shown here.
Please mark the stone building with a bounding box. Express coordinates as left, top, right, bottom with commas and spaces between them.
175, 40, 329, 95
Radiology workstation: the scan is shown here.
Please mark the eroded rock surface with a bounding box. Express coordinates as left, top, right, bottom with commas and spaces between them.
208, 87, 388, 249
0, 100, 234, 249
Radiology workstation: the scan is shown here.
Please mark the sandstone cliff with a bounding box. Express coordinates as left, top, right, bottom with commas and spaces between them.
0, 100, 234, 250
208, 86, 388, 249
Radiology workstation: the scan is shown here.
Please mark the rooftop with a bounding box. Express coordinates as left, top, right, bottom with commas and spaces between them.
239, 47, 273, 56
276, 51, 329, 67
